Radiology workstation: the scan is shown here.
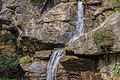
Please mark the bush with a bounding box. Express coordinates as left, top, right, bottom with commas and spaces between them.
109, 0, 120, 3
0, 77, 16, 80
2, 31, 15, 44
112, 64, 120, 76
92, 28, 114, 48
0, 53, 19, 71
29, 0, 40, 5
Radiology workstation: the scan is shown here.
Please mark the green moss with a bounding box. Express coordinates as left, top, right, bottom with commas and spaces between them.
92, 28, 114, 47
0, 54, 19, 71
15, 20, 26, 25
19, 55, 34, 64
112, 64, 120, 76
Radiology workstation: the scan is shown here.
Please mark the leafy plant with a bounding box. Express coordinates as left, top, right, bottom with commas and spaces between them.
29, 0, 40, 5
109, 0, 120, 12
109, 0, 120, 3
0, 53, 19, 71
2, 31, 15, 44
15, 20, 26, 25
112, 64, 120, 76
92, 28, 114, 47
0, 77, 16, 80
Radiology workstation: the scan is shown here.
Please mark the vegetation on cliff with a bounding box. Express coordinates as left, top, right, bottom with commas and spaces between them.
92, 28, 114, 50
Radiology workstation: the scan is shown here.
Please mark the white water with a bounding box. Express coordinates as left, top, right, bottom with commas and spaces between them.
47, 1, 84, 80
47, 50, 66, 80
69, 1, 84, 45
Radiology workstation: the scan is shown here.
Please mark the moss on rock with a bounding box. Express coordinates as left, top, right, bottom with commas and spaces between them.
19, 55, 34, 64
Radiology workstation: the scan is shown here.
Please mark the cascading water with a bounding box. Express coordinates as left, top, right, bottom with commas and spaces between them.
47, 1, 84, 80
69, 1, 84, 45
47, 50, 66, 80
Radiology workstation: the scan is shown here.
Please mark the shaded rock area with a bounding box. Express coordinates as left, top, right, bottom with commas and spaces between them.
0, 0, 120, 80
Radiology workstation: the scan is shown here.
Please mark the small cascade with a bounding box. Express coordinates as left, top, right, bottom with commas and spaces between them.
46, 50, 66, 80
46, 1, 84, 80
69, 1, 84, 45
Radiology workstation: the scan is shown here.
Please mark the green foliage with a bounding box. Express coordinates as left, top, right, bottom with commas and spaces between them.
15, 20, 25, 25
2, 31, 15, 44
109, 0, 120, 12
30, 0, 40, 5
0, 77, 16, 80
92, 28, 114, 47
112, 64, 120, 76
0, 54, 19, 71
109, 0, 120, 3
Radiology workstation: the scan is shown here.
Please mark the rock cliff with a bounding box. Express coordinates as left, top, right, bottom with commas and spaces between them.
0, 0, 120, 80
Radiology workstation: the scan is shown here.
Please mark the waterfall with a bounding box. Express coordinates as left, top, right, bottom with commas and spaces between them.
46, 50, 66, 80
69, 1, 84, 45
47, 1, 84, 80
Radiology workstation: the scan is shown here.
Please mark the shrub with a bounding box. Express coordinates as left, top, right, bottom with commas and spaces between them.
0, 53, 19, 71
112, 64, 120, 76
109, 0, 120, 12
92, 28, 114, 48
109, 0, 120, 3
2, 31, 15, 44
29, 0, 40, 5
0, 77, 16, 80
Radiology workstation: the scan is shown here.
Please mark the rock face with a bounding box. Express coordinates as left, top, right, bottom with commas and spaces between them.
66, 12, 120, 55
1, 0, 120, 80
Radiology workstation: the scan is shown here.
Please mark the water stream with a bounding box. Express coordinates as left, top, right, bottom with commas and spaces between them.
69, 1, 84, 45
46, 1, 84, 80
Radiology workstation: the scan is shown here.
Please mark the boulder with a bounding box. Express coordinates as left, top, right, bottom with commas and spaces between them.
21, 61, 47, 79
35, 50, 52, 59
